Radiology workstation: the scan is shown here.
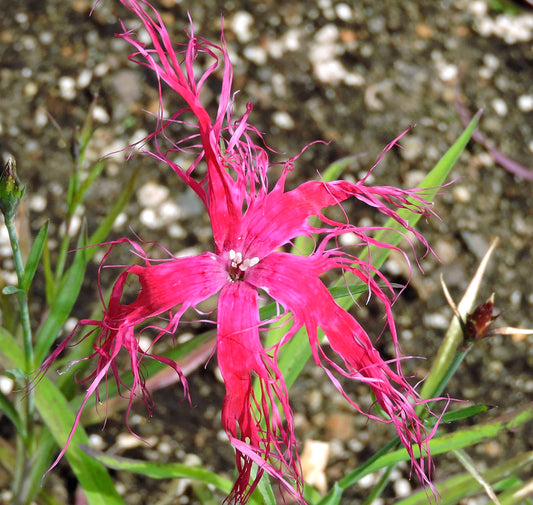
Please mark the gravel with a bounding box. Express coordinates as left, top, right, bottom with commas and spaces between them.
0, 0, 532, 504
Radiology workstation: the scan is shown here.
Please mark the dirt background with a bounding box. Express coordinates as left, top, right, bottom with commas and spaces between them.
1, 0, 532, 504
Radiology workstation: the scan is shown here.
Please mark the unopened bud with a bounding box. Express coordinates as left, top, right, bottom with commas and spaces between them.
0, 157, 25, 220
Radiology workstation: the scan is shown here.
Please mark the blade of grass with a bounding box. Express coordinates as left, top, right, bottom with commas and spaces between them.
22, 221, 48, 293
394, 451, 533, 505
0, 328, 125, 505
453, 448, 501, 505
35, 166, 140, 365
34, 228, 87, 365
332, 402, 533, 492
81, 445, 264, 505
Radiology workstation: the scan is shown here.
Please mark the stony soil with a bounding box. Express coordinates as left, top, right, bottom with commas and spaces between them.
1, 0, 532, 504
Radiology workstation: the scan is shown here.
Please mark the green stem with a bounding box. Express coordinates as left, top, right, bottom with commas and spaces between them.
5, 217, 34, 376
5, 215, 36, 496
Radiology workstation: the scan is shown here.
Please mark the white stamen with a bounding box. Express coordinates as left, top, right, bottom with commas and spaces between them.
238, 256, 260, 272
229, 249, 236, 260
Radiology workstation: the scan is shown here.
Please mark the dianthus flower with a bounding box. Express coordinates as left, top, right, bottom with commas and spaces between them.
42, 1, 440, 502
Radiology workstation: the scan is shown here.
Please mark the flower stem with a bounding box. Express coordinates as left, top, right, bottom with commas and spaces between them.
5, 214, 36, 473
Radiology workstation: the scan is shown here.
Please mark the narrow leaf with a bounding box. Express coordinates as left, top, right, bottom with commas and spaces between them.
395, 451, 533, 505
22, 221, 49, 293
337, 403, 533, 490
2, 285, 20, 295
34, 229, 87, 365
81, 445, 266, 505
0, 328, 125, 505
86, 165, 141, 261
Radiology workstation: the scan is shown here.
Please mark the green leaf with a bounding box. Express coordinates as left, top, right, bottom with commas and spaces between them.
22, 221, 49, 293
86, 164, 141, 261
69, 160, 105, 215
0, 328, 125, 505
256, 471, 276, 505
437, 404, 490, 424
22, 431, 61, 505
0, 388, 25, 439
395, 451, 533, 505
336, 402, 533, 491
81, 445, 265, 505
2, 285, 20, 295
317, 482, 343, 505
499, 476, 533, 505
34, 230, 88, 365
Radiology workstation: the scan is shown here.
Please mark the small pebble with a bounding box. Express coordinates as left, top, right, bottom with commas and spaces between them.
232, 11, 254, 43
517, 94, 533, 112
393, 478, 411, 497
335, 3, 352, 21
137, 181, 170, 208
491, 97, 507, 116
88, 434, 106, 450
272, 111, 295, 130
58, 76, 77, 100
0, 376, 14, 395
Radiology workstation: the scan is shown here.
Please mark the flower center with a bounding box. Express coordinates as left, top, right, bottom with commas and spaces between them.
228, 249, 259, 281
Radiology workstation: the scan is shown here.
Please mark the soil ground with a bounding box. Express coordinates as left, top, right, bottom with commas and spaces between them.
1, 1, 532, 504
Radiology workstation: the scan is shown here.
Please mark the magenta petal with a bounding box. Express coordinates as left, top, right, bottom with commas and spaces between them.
127, 252, 227, 320
248, 252, 434, 486
241, 177, 431, 258
217, 281, 304, 504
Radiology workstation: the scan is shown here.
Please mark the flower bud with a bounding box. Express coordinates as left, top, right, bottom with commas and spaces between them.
0, 157, 25, 220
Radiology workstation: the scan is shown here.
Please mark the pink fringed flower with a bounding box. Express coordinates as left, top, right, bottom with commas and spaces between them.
43, 0, 440, 502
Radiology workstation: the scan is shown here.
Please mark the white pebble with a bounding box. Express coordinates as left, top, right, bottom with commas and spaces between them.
139, 208, 160, 229
394, 478, 411, 497
483, 53, 500, 70
232, 11, 254, 43
138, 335, 152, 352
243, 45, 267, 65
34, 108, 48, 128
335, 3, 352, 21
491, 98, 507, 116
64, 317, 78, 334
272, 111, 295, 130
0, 376, 14, 395
314, 24, 339, 44
344, 72, 365, 86
116, 433, 144, 450
92, 105, 110, 123
112, 212, 128, 230
313, 59, 346, 83
158, 441, 172, 455
284, 29, 301, 51
159, 200, 182, 222
424, 312, 450, 329
58, 76, 77, 100
359, 472, 378, 489
77, 69, 93, 89
439, 63, 458, 82
88, 434, 106, 450
28, 194, 47, 212
169, 223, 186, 238
137, 181, 170, 208
517, 94, 533, 112
453, 185, 471, 203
